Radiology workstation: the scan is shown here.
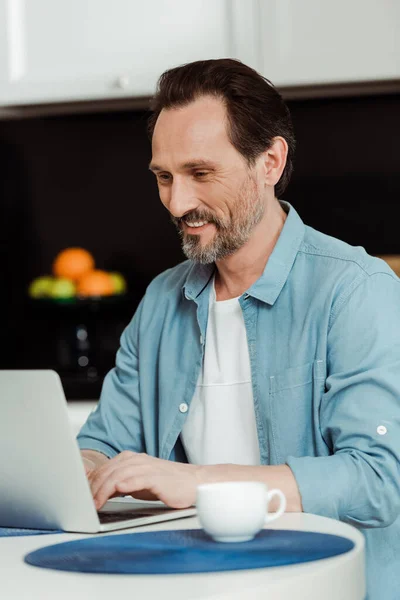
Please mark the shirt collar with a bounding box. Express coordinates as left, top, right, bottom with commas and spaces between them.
182, 201, 305, 305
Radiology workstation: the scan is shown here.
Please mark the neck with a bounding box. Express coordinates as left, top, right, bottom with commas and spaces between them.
214, 198, 287, 301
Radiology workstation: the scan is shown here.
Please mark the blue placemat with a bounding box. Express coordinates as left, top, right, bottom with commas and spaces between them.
0, 527, 61, 537
24, 529, 354, 574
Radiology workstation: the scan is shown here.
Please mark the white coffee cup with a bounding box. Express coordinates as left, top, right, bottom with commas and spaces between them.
196, 481, 286, 542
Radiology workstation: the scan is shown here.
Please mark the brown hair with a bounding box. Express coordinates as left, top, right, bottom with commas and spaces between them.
147, 58, 296, 198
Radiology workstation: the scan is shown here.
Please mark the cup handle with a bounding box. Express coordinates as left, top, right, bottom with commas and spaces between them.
264, 489, 287, 524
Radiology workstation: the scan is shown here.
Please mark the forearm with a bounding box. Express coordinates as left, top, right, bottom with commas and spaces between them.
197, 464, 303, 512
287, 451, 400, 527
81, 449, 110, 470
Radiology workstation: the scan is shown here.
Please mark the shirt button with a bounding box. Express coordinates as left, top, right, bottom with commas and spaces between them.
179, 403, 188, 414
200, 335, 203, 345
377, 425, 387, 435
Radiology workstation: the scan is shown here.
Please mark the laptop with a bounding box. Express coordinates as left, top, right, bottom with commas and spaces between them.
0, 370, 196, 533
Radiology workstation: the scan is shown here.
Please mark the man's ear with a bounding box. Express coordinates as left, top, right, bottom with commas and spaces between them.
262, 136, 288, 187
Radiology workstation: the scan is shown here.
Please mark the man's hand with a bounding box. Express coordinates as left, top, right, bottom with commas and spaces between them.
85, 450, 303, 513
88, 451, 202, 510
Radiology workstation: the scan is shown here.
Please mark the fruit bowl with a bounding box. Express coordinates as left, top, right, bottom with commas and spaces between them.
30, 292, 130, 310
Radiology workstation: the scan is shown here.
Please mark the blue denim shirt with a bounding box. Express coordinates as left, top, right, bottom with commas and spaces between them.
78, 201, 400, 599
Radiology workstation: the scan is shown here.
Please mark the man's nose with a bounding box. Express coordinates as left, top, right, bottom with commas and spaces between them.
167, 177, 198, 219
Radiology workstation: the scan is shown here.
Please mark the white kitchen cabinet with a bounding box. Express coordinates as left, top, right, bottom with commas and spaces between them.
259, 0, 400, 86
1, 0, 398, 108
0, 0, 244, 106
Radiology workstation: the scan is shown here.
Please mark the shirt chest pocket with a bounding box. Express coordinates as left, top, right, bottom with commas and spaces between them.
268, 360, 326, 463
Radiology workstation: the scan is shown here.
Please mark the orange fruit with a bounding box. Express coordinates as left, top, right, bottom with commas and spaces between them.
53, 248, 95, 282
77, 270, 114, 297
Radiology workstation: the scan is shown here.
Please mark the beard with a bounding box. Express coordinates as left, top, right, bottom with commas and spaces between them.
170, 173, 265, 264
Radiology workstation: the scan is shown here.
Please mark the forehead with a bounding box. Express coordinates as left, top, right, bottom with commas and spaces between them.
151, 95, 238, 168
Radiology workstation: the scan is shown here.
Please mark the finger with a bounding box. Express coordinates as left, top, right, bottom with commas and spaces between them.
115, 477, 151, 498
93, 464, 149, 510
117, 476, 194, 509
89, 456, 132, 496
89, 452, 151, 497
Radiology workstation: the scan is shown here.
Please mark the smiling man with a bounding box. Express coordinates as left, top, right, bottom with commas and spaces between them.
78, 59, 400, 599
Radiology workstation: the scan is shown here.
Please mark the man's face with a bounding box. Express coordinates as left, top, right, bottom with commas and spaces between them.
149, 95, 265, 264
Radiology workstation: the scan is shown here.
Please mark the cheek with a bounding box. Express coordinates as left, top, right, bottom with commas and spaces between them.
202, 181, 236, 218
157, 186, 170, 208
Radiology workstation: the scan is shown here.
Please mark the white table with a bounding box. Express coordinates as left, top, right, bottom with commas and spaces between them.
1, 513, 365, 600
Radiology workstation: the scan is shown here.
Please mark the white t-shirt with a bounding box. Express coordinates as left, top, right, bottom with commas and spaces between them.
181, 276, 260, 465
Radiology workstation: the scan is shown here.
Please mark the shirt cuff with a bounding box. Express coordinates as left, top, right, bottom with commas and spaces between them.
286, 453, 354, 521
76, 436, 119, 459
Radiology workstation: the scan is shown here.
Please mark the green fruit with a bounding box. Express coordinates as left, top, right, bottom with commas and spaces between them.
109, 272, 127, 294
50, 278, 76, 299
28, 276, 54, 298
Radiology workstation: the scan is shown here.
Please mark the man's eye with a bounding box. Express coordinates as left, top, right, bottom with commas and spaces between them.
157, 173, 171, 182
194, 171, 208, 178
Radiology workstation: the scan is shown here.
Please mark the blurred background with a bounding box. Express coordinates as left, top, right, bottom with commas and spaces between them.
0, 0, 399, 399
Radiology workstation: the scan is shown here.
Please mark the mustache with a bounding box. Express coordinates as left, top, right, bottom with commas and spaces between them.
171, 212, 221, 228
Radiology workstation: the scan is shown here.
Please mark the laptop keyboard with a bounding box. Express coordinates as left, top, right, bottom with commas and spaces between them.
98, 508, 171, 524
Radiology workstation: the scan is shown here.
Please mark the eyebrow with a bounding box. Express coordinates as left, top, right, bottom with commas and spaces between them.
148, 159, 219, 172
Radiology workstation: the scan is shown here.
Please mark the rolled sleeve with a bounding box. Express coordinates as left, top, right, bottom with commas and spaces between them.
287, 272, 400, 527
77, 297, 145, 457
